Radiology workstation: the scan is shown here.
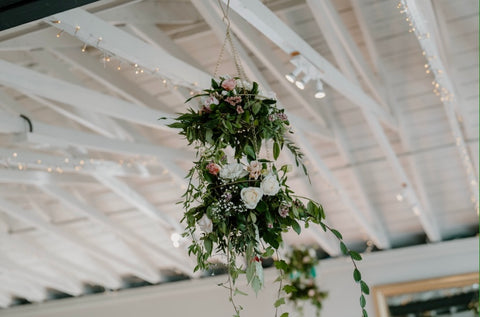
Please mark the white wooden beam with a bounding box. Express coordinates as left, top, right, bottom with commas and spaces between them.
293, 129, 391, 249
44, 9, 210, 89
0, 111, 189, 170
44, 9, 334, 143
306, 0, 387, 106
225, 0, 397, 131
0, 253, 83, 296
40, 184, 190, 275
0, 232, 122, 290
0, 197, 162, 283
402, 0, 479, 213
0, 59, 176, 130
0, 292, 12, 308
192, 0, 330, 132
0, 148, 150, 178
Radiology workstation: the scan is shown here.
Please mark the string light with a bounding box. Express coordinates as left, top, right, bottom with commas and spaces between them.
56, 30, 64, 38
81, 44, 87, 52
398, 0, 479, 214
74, 26, 80, 35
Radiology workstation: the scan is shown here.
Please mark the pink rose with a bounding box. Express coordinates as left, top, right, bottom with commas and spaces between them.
236, 105, 244, 114
221, 78, 236, 91
247, 160, 262, 180
206, 162, 221, 176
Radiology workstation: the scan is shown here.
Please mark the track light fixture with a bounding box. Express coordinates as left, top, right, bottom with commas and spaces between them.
285, 67, 302, 83
295, 74, 313, 90
314, 80, 326, 99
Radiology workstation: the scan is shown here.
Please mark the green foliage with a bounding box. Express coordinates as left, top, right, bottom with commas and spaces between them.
166, 77, 367, 317
275, 248, 327, 317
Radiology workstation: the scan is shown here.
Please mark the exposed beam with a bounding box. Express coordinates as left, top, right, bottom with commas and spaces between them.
0, 197, 162, 283
293, 129, 391, 249
44, 9, 334, 142
0, 148, 152, 178
45, 9, 211, 89
0, 111, 189, 176
40, 184, 191, 275
225, 0, 397, 131
402, 0, 479, 213
192, 0, 330, 131
0, 59, 176, 130
0, 253, 83, 296
0, 232, 122, 289
306, 0, 387, 106
50, 47, 172, 113
92, 172, 183, 233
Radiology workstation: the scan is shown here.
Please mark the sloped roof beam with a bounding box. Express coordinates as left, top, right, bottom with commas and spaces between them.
0, 232, 121, 289
224, 0, 397, 131
293, 129, 391, 249
306, 0, 387, 106
0, 197, 162, 283
44, 9, 333, 142
191, 0, 329, 132
403, 0, 479, 214
40, 184, 192, 275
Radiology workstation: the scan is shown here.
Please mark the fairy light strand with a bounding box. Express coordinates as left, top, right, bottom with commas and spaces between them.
398, 0, 479, 214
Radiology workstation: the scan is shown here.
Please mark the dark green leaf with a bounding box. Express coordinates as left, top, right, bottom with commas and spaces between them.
280, 313, 289, 317
330, 228, 343, 240
273, 142, 280, 160
274, 260, 288, 271
362, 309, 368, 317
252, 102, 261, 114
256, 200, 267, 213
283, 285, 297, 294
292, 220, 301, 235
340, 242, 349, 255
360, 281, 370, 295
274, 297, 285, 307
349, 251, 362, 261
244, 144, 256, 160
360, 294, 366, 308
204, 238, 212, 255
353, 269, 362, 282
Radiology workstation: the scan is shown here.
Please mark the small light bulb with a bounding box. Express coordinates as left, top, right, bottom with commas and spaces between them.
12, 152, 17, 157
81, 44, 87, 52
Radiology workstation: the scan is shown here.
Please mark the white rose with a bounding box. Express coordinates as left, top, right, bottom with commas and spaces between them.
219, 163, 248, 180
198, 214, 213, 233
241, 187, 264, 209
308, 289, 315, 297
261, 175, 280, 196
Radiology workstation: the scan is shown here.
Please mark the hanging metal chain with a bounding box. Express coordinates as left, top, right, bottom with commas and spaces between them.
214, 0, 249, 82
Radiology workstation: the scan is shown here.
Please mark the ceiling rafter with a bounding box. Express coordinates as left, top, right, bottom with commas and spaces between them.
39, 184, 190, 278
0, 276, 44, 304
223, 0, 397, 131
351, 0, 442, 241
44, 8, 334, 142
402, 0, 479, 214
0, 230, 122, 289
0, 252, 83, 296
0, 196, 162, 284
306, 0, 387, 106
192, 0, 332, 135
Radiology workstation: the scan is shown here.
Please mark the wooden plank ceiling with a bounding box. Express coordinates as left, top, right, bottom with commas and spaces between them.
0, 0, 477, 309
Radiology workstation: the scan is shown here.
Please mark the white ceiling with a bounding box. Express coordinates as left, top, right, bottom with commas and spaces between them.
0, 0, 477, 309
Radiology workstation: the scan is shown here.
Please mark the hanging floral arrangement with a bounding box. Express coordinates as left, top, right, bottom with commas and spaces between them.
278, 247, 327, 316
167, 76, 370, 317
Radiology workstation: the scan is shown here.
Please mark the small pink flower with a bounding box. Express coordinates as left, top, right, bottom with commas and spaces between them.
277, 113, 288, 121
225, 96, 242, 106
199, 105, 211, 115
206, 162, 221, 176
268, 114, 276, 122
267, 223, 273, 229
236, 105, 244, 114
221, 78, 237, 91
278, 204, 290, 218
247, 160, 262, 180
204, 95, 219, 106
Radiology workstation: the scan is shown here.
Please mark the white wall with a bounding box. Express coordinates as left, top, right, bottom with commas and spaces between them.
0, 237, 478, 317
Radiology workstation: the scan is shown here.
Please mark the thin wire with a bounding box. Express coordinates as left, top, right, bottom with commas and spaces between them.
214, 0, 248, 82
